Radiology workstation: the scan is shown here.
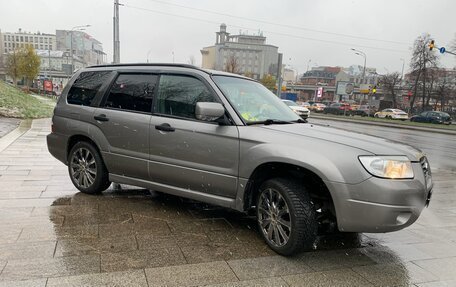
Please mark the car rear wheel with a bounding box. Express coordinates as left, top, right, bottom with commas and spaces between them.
68, 142, 110, 194
256, 178, 317, 255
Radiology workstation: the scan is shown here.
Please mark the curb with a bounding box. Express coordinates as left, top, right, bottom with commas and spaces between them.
0, 119, 32, 153
309, 115, 456, 136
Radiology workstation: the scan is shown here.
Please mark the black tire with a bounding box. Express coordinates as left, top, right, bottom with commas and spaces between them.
68, 141, 110, 194
256, 178, 317, 256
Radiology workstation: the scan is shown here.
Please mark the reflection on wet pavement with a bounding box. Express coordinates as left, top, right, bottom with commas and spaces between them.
0, 119, 455, 286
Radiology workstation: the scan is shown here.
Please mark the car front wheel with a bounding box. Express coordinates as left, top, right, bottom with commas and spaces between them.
68, 142, 111, 194
256, 178, 317, 256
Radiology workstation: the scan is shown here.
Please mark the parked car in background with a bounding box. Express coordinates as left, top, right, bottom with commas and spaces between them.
309, 103, 326, 113
354, 105, 377, 117
410, 111, 452, 125
323, 103, 352, 115
300, 102, 311, 108
282, 100, 310, 119
374, 109, 408, 120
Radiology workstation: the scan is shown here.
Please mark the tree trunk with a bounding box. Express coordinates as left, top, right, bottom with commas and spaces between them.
391, 90, 396, 108
421, 63, 426, 111
410, 71, 421, 113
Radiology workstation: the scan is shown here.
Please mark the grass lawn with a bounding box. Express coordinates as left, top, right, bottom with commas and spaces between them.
313, 113, 456, 131
0, 80, 56, 118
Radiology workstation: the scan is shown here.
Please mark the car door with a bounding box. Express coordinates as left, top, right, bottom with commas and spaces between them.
93, 73, 158, 180
148, 74, 240, 198
420, 112, 429, 122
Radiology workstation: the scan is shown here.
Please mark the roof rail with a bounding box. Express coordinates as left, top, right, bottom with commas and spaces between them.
86, 63, 200, 70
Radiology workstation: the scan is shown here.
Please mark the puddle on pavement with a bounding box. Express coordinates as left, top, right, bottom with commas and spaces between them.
42, 185, 412, 285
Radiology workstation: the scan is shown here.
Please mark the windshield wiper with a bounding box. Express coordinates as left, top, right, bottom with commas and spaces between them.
246, 119, 302, 125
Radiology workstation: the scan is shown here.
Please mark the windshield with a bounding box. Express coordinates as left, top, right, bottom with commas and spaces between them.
212, 76, 300, 123
283, 100, 298, 107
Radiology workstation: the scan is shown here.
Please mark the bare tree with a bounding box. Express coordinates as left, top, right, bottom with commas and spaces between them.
380, 72, 401, 108
6, 49, 21, 86
224, 54, 240, 74
451, 33, 456, 53
409, 33, 439, 112
434, 70, 455, 111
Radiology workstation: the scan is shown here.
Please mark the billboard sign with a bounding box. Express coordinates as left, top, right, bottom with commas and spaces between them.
43, 80, 53, 92
316, 87, 323, 98
336, 81, 353, 95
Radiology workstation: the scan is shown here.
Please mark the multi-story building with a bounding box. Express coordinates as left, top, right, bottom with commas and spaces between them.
300, 66, 344, 86
344, 65, 380, 86
0, 28, 106, 82
201, 24, 279, 80
1, 28, 56, 53
0, 29, 57, 80
56, 30, 106, 67
36, 50, 84, 82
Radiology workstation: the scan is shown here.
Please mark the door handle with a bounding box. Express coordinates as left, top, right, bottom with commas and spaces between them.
94, 114, 109, 122
155, 123, 175, 132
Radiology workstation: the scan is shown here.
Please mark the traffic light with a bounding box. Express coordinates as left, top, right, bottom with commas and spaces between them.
429, 40, 435, 51
372, 85, 377, 94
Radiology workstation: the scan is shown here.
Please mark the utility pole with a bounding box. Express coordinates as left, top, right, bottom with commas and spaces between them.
276, 53, 283, 97
113, 0, 121, 63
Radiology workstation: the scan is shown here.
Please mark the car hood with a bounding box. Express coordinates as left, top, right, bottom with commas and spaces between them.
261, 123, 424, 161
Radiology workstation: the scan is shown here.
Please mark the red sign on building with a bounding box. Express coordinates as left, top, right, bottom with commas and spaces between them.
43, 80, 53, 92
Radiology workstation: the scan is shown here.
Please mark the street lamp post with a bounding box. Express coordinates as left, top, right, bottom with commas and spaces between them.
70, 25, 91, 72
351, 48, 367, 104
400, 58, 405, 81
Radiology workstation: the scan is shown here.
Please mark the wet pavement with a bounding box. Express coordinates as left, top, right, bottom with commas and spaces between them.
0, 118, 455, 286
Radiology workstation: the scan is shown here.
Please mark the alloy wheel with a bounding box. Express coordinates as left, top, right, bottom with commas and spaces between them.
70, 147, 97, 189
258, 188, 292, 247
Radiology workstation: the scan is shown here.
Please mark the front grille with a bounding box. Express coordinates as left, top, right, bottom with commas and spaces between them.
420, 156, 431, 178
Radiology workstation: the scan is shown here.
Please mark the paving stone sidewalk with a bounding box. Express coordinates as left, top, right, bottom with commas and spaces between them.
0, 118, 455, 286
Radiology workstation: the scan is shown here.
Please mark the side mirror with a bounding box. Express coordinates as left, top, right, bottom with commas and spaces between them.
195, 102, 225, 122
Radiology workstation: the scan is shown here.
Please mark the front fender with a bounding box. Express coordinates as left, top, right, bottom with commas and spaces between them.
239, 143, 372, 185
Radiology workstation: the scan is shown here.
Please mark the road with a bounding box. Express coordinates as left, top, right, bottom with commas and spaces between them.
308, 118, 456, 171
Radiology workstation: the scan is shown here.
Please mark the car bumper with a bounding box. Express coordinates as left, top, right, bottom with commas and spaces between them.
324, 162, 432, 233
47, 133, 68, 165
392, 115, 409, 120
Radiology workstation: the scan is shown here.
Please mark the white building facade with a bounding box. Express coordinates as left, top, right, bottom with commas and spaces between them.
201, 24, 279, 80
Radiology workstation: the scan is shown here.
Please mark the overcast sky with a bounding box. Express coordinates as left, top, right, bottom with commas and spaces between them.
1, 0, 455, 75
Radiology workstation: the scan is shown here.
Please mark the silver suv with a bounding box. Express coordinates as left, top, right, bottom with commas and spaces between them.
47, 64, 433, 255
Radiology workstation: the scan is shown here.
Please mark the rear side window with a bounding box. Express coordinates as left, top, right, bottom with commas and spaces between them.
67, 71, 111, 106
104, 74, 158, 113
156, 75, 216, 119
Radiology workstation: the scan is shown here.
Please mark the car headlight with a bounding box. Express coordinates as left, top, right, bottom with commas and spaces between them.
359, 156, 414, 179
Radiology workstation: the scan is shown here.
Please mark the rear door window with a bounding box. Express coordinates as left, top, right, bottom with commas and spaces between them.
104, 74, 158, 113
67, 71, 111, 106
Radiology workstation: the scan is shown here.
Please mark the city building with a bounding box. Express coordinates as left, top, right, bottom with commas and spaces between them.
201, 24, 279, 80
344, 65, 380, 86
56, 30, 106, 67
36, 50, 84, 83
1, 28, 56, 54
0, 28, 106, 82
282, 68, 296, 83
0, 29, 57, 80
